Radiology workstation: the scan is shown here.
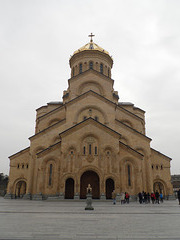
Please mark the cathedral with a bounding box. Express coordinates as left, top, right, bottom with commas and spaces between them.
6, 35, 173, 200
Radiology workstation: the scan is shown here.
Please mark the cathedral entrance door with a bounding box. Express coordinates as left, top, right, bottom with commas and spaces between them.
65, 178, 74, 199
15, 181, 26, 198
106, 178, 114, 199
80, 171, 100, 199
153, 182, 165, 194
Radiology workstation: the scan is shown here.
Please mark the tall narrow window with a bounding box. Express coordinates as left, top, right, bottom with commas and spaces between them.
108, 69, 110, 77
89, 61, 93, 69
100, 63, 103, 74
49, 164, 53, 186
95, 146, 97, 155
89, 144, 92, 155
83, 146, 86, 155
72, 67, 75, 77
79, 63, 82, 74
127, 165, 131, 186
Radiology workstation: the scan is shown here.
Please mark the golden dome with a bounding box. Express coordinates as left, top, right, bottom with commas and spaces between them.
72, 41, 110, 56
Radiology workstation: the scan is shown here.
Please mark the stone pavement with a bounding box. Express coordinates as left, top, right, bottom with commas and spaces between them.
0, 197, 180, 240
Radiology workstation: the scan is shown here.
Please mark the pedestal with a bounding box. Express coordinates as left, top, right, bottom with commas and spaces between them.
85, 193, 94, 210
23, 193, 31, 200
32, 193, 43, 200
100, 193, 106, 200
4, 193, 12, 199
58, 192, 64, 200
116, 193, 120, 201
74, 193, 80, 200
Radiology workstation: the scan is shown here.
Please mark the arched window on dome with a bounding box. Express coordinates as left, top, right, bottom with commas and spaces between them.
127, 164, 131, 186
79, 63, 82, 74
108, 68, 110, 77
49, 164, 53, 186
89, 61, 93, 69
100, 63, 103, 74
72, 67, 75, 77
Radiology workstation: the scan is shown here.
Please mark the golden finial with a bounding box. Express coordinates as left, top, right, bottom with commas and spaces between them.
88, 33, 95, 42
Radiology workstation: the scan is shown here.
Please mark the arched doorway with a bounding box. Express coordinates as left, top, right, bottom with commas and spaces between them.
80, 170, 100, 199
65, 178, 74, 199
106, 178, 114, 199
153, 182, 165, 194
15, 181, 26, 198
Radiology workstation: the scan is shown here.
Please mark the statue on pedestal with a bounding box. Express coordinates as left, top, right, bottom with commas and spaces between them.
85, 184, 94, 210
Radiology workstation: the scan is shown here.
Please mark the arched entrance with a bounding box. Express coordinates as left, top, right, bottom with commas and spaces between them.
153, 182, 165, 194
15, 181, 26, 198
80, 170, 100, 199
106, 178, 114, 199
65, 178, 74, 199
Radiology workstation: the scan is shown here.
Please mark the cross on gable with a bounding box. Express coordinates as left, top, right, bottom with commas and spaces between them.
88, 33, 95, 42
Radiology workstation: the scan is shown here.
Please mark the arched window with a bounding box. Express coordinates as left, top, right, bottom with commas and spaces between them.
127, 165, 131, 186
17, 164, 20, 169
72, 67, 75, 77
100, 63, 103, 74
89, 144, 92, 155
79, 63, 82, 74
95, 146, 97, 155
83, 146, 86, 155
49, 164, 53, 186
89, 61, 93, 69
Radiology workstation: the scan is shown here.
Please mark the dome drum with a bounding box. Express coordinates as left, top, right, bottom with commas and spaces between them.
70, 51, 113, 78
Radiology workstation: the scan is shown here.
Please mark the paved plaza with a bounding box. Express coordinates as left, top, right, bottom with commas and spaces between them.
0, 197, 179, 240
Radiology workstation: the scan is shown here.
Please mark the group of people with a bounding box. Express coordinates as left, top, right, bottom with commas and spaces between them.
112, 190, 130, 204
111, 189, 180, 205
138, 190, 163, 204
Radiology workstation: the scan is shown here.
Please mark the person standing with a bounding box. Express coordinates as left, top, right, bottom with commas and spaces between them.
147, 192, 150, 203
155, 190, 160, 204
177, 189, 180, 205
125, 192, 129, 204
151, 192, 155, 204
138, 192, 143, 204
160, 192, 163, 203
112, 190, 116, 205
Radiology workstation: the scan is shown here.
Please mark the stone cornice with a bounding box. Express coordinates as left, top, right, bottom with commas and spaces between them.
119, 141, 144, 159
115, 119, 151, 142
36, 90, 144, 124
36, 141, 61, 157
59, 117, 121, 139
29, 118, 66, 140
68, 68, 114, 84
151, 148, 172, 161
9, 147, 30, 159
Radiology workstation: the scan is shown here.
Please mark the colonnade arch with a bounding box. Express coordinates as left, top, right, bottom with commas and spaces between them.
105, 178, 115, 199
14, 180, 27, 198
65, 178, 74, 199
80, 170, 100, 199
153, 180, 167, 195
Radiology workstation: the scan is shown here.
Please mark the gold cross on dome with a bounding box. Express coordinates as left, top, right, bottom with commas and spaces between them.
88, 33, 95, 42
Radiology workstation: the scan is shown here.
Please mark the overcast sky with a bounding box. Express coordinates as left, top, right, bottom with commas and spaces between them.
0, 0, 180, 175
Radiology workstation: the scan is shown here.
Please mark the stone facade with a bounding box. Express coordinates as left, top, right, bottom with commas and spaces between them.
5, 39, 173, 200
